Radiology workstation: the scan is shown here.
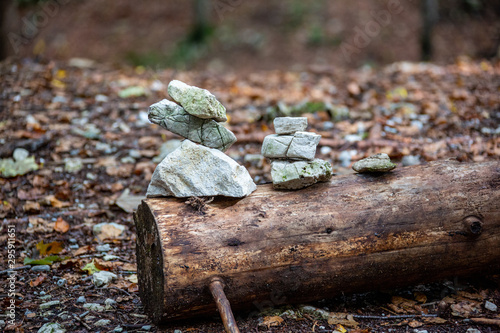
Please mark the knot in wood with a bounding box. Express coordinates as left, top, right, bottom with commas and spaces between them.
463, 216, 483, 237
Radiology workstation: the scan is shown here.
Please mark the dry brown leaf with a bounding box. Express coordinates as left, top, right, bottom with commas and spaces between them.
29, 275, 46, 287
121, 263, 137, 271
41, 194, 70, 208
423, 317, 447, 324
259, 316, 284, 328
327, 312, 359, 328
23, 201, 41, 213
37, 240, 64, 256
128, 282, 139, 293
408, 320, 423, 328
414, 292, 427, 303
73, 245, 92, 256
54, 217, 70, 233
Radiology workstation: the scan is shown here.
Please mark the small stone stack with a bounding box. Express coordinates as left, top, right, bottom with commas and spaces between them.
146, 80, 256, 198
261, 117, 333, 190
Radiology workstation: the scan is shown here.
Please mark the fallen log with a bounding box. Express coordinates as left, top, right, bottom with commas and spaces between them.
134, 160, 500, 325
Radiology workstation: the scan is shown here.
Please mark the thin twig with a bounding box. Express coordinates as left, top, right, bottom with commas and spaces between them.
353, 314, 438, 319
73, 314, 92, 330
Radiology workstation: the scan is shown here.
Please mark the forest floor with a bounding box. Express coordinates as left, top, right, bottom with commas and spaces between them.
0, 57, 499, 332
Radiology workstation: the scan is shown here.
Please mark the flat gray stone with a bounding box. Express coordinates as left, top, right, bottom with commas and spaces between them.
148, 99, 236, 152
40, 301, 60, 310
271, 159, 333, 190
261, 132, 320, 160
168, 80, 227, 122
261, 134, 293, 159
485, 300, 497, 312
352, 153, 396, 173
287, 132, 321, 160
147, 140, 256, 198
274, 117, 307, 135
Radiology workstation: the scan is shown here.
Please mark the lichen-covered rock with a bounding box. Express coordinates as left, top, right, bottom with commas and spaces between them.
352, 153, 396, 173
261, 132, 320, 160
147, 140, 256, 198
168, 80, 227, 122
271, 159, 333, 190
287, 131, 321, 160
148, 99, 236, 152
274, 117, 308, 135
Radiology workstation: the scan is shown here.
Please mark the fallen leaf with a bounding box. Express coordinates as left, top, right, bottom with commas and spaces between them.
73, 245, 92, 256
125, 274, 138, 284
37, 241, 64, 256
408, 320, 423, 328
54, 217, 70, 233
334, 324, 347, 333
414, 292, 427, 303
24, 255, 69, 265
116, 189, 144, 213
259, 316, 284, 328
41, 195, 70, 208
327, 312, 359, 328
23, 201, 41, 213
29, 275, 46, 287
423, 317, 447, 324
128, 283, 139, 293
82, 260, 101, 275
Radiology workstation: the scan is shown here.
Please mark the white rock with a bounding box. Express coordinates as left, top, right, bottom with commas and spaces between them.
287, 132, 321, 160
485, 300, 497, 312
466, 329, 481, 333
274, 117, 307, 135
261, 134, 293, 159
271, 159, 333, 190
352, 153, 396, 173
38, 323, 66, 333
92, 271, 117, 287
83, 303, 104, 312
95, 319, 111, 327
13, 148, 29, 162
147, 140, 256, 198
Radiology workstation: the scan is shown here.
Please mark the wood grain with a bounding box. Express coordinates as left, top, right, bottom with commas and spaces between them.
134, 160, 500, 323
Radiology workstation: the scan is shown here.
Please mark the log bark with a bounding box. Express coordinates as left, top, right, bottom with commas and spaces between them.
134, 160, 500, 324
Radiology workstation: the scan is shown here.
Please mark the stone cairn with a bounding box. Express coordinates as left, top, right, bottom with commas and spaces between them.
146, 80, 256, 198
261, 117, 333, 190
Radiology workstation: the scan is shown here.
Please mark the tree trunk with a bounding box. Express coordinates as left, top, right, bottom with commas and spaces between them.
134, 160, 500, 324
421, 0, 439, 61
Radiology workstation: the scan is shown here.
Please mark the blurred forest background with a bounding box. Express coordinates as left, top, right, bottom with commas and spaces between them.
1, 0, 499, 72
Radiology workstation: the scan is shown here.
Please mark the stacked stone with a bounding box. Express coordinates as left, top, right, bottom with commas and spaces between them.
261, 117, 333, 190
146, 80, 256, 198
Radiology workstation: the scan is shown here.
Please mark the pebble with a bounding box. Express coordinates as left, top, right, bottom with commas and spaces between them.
96, 244, 111, 252
402, 155, 421, 166
92, 271, 118, 287
141, 325, 152, 331
56, 279, 66, 287
95, 319, 111, 326
338, 150, 357, 167
485, 300, 497, 312
466, 329, 481, 333
69, 238, 77, 243
40, 301, 60, 310
13, 147, 29, 162
38, 322, 66, 333
352, 153, 396, 173
76, 296, 86, 303
114, 327, 124, 332
0, 320, 5, 327
105, 298, 117, 309
31, 265, 51, 272
40, 291, 46, 296
320, 146, 332, 155
174, 330, 183, 333
83, 303, 105, 312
